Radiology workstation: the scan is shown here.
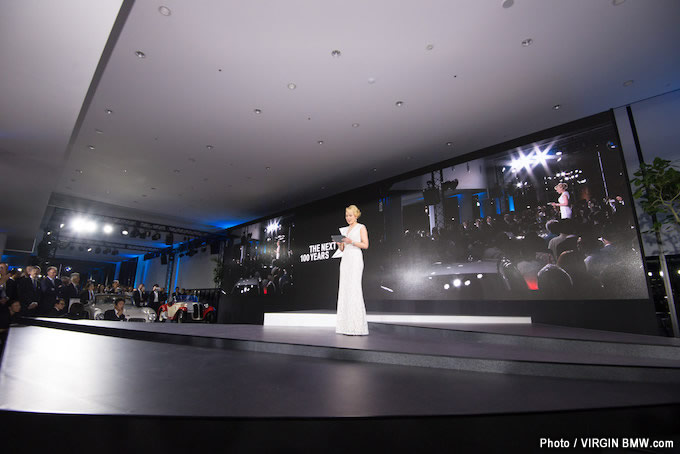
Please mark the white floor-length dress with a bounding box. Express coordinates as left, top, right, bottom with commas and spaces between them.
336, 223, 369, 335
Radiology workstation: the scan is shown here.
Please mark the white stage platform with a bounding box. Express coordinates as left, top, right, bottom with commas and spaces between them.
264, 311, 532, 327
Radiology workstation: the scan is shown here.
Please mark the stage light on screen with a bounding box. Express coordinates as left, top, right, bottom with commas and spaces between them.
444, 284, 450, 290
477, 274, 483, 279
453, 279, 461, 287
103, 224, 114, 234
464, 280, 471, 286
266, 220, 281, 234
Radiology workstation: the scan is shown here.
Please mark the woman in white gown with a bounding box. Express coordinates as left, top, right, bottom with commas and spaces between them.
550, 182, 572, 219
335, 205, 369, 335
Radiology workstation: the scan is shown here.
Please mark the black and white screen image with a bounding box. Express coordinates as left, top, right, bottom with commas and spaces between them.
223, 214, 294, 298
365, 122, 648, 301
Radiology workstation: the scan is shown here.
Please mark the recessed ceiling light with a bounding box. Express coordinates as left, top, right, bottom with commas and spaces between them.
254, 108, 262, 114
287, 83, 296, 90
502, 0, 514, 8
135, 51, 146, 58
446, 142, 453, 147
553, 104, 561, 110
105, 108, 113, 114
95, 129, 103, 134
87, 145, 95, 150
331, 49, 341, 58
75, 169, 83, 174
367, 77, 376, 84
318, 140, 324, 145
352, 123, 360, 128
206, 145, 214, 150
266, 166, 271, 170
123, 169, 127, 173
623, 80, 634, 87
612, 0, 625, 5
395, 101, 404, 107
425, 44, 434, 50
521, 38, 533, 47
372, 168, 377, 172
158, 6, 171, 15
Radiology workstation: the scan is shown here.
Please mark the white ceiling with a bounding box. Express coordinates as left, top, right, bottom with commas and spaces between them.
1, 0, 679, 254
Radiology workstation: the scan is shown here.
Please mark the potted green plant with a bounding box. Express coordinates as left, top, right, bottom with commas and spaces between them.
631, 157, 680, 337
212, 256, 224, 289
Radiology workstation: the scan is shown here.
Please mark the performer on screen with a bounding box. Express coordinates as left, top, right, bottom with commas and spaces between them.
335, 205, 369, 336
550, 182, 572, 219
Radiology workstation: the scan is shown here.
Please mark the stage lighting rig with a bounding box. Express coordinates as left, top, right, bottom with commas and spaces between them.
152, 232, 161, 241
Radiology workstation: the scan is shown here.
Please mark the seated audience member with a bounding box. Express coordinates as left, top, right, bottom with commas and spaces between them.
79, 282, 96, 305
537, 264, 573, 298
104, 298, 126, 321
47, 298, 68, 317
547, 219, 578, 260
110, 280, 122, 294
1, 300, 18, 354
67, 302, 89, 320
556, 250, 602, 298
0, 300, 23, 340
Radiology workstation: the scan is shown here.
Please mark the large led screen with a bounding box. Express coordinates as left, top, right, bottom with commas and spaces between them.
223, 116, 649, 308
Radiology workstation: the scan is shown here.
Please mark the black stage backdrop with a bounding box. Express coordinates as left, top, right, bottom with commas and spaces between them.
219, 111, 658, 334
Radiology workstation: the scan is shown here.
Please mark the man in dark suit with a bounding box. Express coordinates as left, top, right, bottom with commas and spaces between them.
0, 263, 9, 304
103, 297, 126, 321
17, 266, 41, 315
60, 272, 81, 301
147, 284, 164, 313
40, 266, 62, 316
132, 284, 146, 307
4, 269, 19, 303
79, 282, 96, 305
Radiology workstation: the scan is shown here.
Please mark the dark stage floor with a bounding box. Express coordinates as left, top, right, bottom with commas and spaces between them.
1, 318, 679, 452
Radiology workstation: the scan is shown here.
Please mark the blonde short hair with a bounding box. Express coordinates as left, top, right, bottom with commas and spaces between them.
554, 183, 568, 191
345, 204, 361, 219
